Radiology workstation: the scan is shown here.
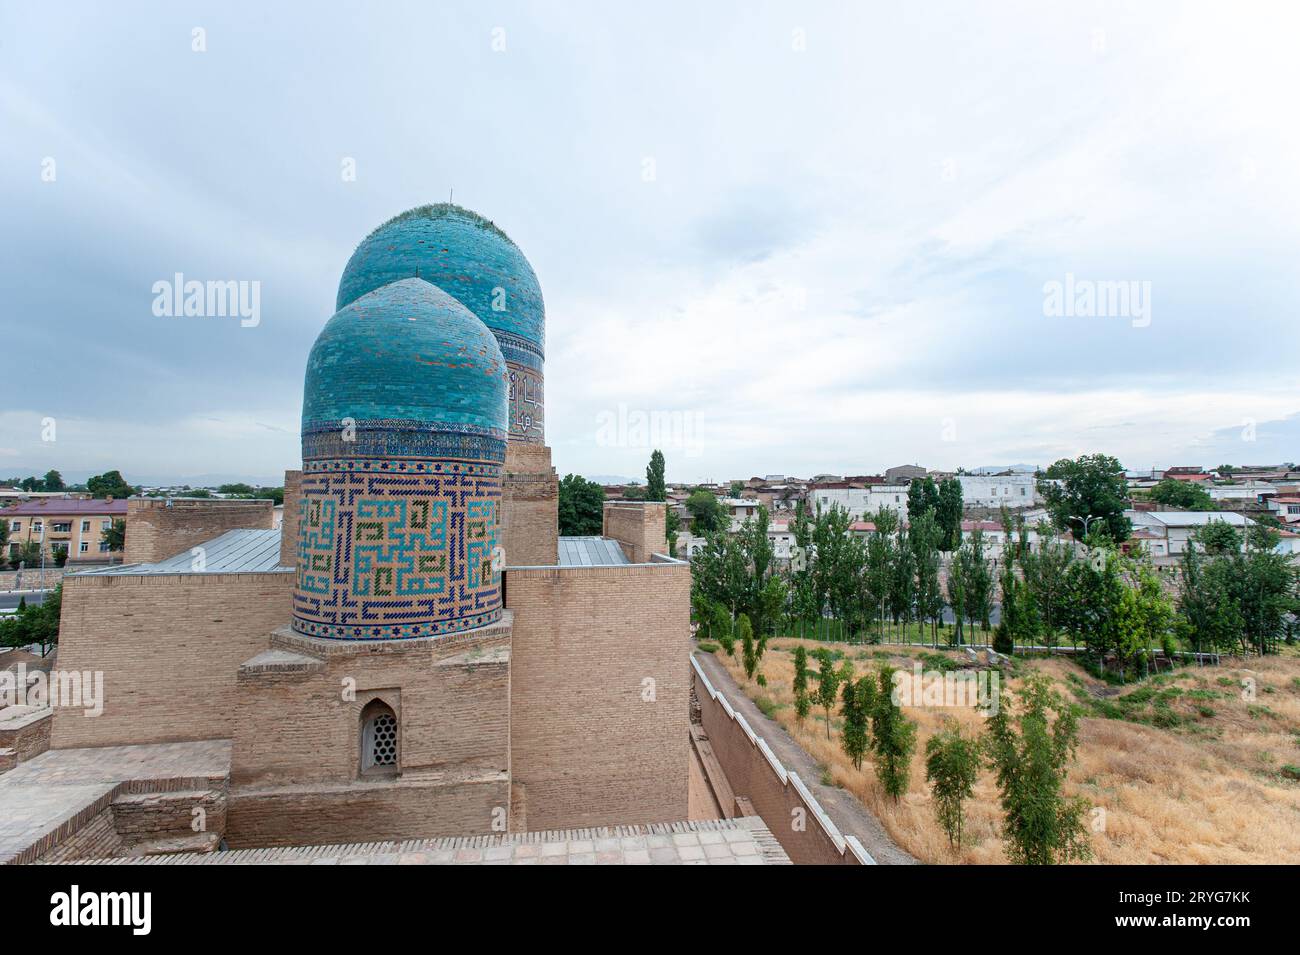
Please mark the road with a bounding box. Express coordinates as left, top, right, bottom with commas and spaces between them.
0, 591, 47, 611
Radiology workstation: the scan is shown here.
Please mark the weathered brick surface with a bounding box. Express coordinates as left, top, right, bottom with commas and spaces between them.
112, 788, 226, 842
506, 561, 690, 830
232, 626, 510, 788
226, 776, 509, 847
51, 572, 294, 749
502, 442, 558, 566
124, 498, 275, 565
35, 807, 124, 862
602, 502, 668, 563
279, 468, 302, 568
0, 708, 51, 764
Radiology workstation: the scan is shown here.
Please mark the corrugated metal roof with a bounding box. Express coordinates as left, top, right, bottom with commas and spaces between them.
557, 536, 629, 567
76, 529, 288, 576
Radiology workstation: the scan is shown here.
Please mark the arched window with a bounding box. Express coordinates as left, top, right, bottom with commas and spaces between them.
360, 700, 399, 775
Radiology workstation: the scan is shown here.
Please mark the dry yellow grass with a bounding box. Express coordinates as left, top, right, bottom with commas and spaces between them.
713, 638, 1300, 864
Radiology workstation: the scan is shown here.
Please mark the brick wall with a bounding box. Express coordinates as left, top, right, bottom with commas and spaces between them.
226, 776, 509, 848
691, 656, 870, 865
279, 469, 302, 569
35, 807, 125, 862
602, 501, 668, 563
0, 708, 51, 764
502, 443, 558, 565
231, 626, 510, 789
506, 561, 690, 830
124, 498, 275, 564
50, 571, 294, 749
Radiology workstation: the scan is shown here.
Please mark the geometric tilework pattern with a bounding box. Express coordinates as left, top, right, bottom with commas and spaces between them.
292, 460, 502, 640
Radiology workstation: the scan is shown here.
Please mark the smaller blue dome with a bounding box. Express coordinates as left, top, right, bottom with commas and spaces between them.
303, 278, 507, 438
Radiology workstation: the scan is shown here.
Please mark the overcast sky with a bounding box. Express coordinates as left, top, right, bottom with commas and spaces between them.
2, 1, 1297, 486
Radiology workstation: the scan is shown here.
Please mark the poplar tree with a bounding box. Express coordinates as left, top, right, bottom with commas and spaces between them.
984, 675, 1092, 865
925, 722, 981, 849
840, 677, 872, 770
814, 648, 843, 739
792, 644, 811, 723
738, 614, 757, 681
870, 665, 917, 800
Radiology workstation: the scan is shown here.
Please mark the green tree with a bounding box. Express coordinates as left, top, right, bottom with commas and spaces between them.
814, 648, 843, 740
869, 665, 917, 800
935, 478, 964, 551
101, 518, 126, 553
1020, 528, 1074, 646
739, 614, 758, 681
793, 644, 811, 723
1193, 520, 1240, 556
0, 583, 63, 655
984, 675, 1092, 865
558, 474, 605, 535
43, 469, 65, 491
840, 676, 874, 770
1039, 454, 1131, 543
10, 540, 41, 569
645, 450, 666, 502
685, 489, 726, 534
664, 507, 681, 557
218, 482, 256, 495
959, 530, 993, 634
925, 721, 981, 849
946, 551, 967, 646
906, 476, 940, 524
86, 470, 133, 499
911, 511, 945, 646
1148, 477, 1214, 510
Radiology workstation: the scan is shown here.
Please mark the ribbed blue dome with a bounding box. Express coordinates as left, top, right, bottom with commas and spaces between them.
303, 277, 507, 437
336, 204, 544, 368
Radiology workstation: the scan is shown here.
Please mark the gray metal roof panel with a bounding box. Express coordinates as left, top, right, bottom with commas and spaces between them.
75, 529, 288, 576
556, 536, 629, 567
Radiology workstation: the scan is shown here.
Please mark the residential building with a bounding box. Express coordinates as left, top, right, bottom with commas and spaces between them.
957, 473, 1041, 507
1128, 510, 1254, 556
3, 498, 129, 564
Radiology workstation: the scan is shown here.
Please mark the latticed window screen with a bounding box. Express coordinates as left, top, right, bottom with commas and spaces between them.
363, 711, 398, 770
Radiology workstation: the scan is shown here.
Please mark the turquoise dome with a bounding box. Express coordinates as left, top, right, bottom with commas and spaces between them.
303, 277, 507, 440
336, 204, 544, 368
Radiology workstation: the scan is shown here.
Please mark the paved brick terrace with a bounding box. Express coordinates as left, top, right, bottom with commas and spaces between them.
71, 817, 791, 865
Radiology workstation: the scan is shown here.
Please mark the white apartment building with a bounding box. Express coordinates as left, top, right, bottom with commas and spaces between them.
809, 485, 907, 521
957, 473, 1041, 507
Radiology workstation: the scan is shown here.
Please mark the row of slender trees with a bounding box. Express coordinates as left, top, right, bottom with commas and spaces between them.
693, 499, 1297, 674
728, 622, 1091, 862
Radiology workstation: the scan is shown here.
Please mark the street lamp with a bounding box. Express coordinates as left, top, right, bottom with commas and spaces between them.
1068, 513, 1105, 544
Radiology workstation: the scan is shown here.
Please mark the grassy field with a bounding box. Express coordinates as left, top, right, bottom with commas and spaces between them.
707, 637, 1300, 864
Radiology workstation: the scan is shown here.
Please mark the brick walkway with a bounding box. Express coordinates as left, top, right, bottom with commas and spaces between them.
70, 818, 792, 865
0, 740, 232, 864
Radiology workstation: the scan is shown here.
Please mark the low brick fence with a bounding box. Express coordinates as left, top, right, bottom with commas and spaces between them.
0, 569, 66, 591
691, 655, 872, 865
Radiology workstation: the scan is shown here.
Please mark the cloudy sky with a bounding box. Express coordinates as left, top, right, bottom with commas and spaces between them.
2, 1, 1297, 486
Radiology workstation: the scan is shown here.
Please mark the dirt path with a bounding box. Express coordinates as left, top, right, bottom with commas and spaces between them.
695, 651, 918, 865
